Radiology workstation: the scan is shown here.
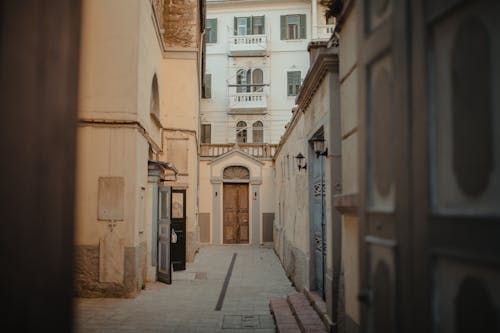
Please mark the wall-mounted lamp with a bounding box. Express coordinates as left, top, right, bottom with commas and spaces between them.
311, 136, 328, 157
295, 153, 307, 171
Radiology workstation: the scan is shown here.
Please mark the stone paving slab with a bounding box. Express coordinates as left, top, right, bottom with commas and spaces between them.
75, 245, 296, 333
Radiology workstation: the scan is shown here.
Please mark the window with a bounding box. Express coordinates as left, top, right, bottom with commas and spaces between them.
236, 17, 248, 36
280, 14, 306, 40
252, 69, 263, 92
253, 121, 263, 143
234, 16, 265, 35
253, 16, 265, 35
237, 68, 263, 93
236, 121, 247, 143
203, 74, 212, 99
150, 74, 160, 119
205, 19, 217, 43
237, 69, 250, 93
201, 124, 211, 144
287, 71, 301, 96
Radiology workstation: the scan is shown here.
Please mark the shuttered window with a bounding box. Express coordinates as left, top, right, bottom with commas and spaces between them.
252, 121, 263, 143
287, 71, 301, 96
280, 14, 306, 40
203, 74, 212, 99
205, 18, 217, 43
201, 124, 211, 144
234, 16, 265, 35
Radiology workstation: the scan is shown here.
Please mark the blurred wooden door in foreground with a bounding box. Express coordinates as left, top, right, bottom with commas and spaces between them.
0, 1, 81, 331
359, 0, 500, 332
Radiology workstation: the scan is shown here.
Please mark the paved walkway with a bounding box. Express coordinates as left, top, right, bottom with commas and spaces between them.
75, 245, 296, 333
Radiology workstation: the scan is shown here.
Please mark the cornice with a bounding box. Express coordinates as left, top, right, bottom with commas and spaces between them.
295, 46, 339, 111
333, 0, 355, 33
207, 0, 309, 8
274, 45, 338, 159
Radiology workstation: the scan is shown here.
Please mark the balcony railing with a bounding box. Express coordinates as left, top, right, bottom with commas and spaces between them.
312, 25, 335, 40
228, 34, 267, 56
229, 91, 267, 112
200, 143, 278, 159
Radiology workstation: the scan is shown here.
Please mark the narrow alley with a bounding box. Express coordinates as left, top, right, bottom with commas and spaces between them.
75, 245, 295, 333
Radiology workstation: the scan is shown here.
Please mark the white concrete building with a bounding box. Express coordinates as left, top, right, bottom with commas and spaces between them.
198, 0, 333, 246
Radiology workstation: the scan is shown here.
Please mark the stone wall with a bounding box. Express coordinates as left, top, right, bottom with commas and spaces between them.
74, 242, 147, 298
163, 0, 198, 48
281, 237, 309, 292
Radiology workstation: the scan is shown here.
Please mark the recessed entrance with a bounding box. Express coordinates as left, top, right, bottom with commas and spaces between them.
223, 183, 249, 244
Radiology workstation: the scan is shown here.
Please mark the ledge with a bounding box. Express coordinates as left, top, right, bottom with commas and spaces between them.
333, 193, 359, 214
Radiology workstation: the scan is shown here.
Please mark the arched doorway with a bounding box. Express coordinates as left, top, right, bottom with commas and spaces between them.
223, 166, 250, 244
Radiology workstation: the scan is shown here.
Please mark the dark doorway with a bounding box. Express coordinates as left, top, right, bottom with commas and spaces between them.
170, 189, 186, 271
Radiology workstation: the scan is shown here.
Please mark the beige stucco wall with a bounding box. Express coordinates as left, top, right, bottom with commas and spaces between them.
78, 0, 139, 120
74, 0, 176, 296
273, 70, 334, 292
342, 214, 360, 323
161, 56, 201, 261
338, 4, 360, 326
76, 0, 162, 247
75, 127, 142, 247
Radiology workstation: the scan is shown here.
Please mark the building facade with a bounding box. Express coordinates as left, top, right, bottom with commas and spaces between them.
198, 0, 333, 246
74, 0, 204, 297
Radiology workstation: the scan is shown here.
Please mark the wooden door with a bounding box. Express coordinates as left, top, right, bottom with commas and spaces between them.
411, 1, 500, 332
157, 186, 172, 284
358, 0, 500, 332
223, 184, 249, 244
358, 1, 411, 332
170, 189, 186, 271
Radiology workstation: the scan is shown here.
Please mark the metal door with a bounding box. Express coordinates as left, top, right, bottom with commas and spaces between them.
309, 142, 325, 298
170, 189, 186, 271
157, 186, 171, 284
223, 184, 249, 244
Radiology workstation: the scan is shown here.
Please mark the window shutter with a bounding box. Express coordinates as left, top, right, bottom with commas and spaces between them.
280, 15, 286, 40
299, 14, 306, 39
212, 19, 217, 43
202, 124, 211, 144
247, 17, 252, 35
262, 16, 265, 34
234, 17, 237, 35
205, 74, 212, 99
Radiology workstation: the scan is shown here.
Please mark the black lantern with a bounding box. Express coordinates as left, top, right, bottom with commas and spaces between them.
311, 136, 327, 157
295, 153, 307, 171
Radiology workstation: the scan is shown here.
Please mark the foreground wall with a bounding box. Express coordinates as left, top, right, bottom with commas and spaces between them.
334, 3, 360, 332
74, 0, 164, 297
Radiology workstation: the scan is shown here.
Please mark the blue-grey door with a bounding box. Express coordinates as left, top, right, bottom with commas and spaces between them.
157, 186, 172, 284
309, 147, 325, 298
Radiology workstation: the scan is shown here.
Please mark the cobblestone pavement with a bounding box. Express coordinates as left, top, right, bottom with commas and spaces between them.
74, 245, 296, 333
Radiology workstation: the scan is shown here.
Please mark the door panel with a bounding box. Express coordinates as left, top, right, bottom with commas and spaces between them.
310, 147, 325, 298
170, 189, 186, 271
223, 184, 249, 244
359, 0, 500, 331
421, 1, 500, 332
157, 186, 171, 284
359, 0, 410, 331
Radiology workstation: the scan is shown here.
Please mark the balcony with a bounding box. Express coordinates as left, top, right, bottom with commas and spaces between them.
312, 25, 335, 40
228, 35, 267, 56
200, 143, 278, 159
228, 91, 267, 113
